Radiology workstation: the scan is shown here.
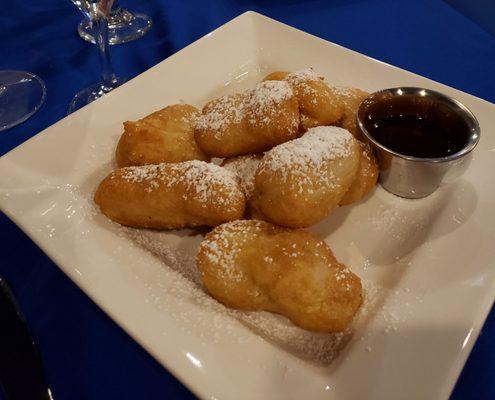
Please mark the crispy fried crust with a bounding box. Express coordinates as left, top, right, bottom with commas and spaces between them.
333, 87, 370, 140
197, 220, 362, 332
94, 161, 245, 229
340, 141, 378, 205
264, 69, 344, 132
264, 71, 290, 81
116, 104, 208, 167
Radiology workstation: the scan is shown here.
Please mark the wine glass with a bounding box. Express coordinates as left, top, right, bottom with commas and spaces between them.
77, 0, 152, 45
69, 0, 124, 114
0, 71, 46, 132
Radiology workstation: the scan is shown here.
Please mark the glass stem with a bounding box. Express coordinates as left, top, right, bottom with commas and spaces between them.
93, 15, 116, 88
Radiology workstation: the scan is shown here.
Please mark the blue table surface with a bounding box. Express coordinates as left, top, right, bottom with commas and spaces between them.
1, 0, 494, 398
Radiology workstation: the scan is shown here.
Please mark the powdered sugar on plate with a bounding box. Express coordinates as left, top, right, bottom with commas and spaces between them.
126, 225, 376, 365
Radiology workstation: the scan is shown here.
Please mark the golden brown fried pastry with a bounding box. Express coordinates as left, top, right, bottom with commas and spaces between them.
252, 126, 360, 228
197, 220, 362, 332
94, 160, 245, 229
195, 81, 299, 157
116, 104, 208, 167
264, 68, 344, 131
264, 71, 289, 81
332, 86, 369, 139
340, 141, 379, 205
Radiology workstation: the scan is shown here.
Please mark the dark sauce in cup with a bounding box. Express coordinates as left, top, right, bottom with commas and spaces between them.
362, 94, 471, 158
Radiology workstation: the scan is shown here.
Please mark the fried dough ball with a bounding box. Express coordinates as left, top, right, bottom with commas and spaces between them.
333, 86, 369, 139
252, 126, 360, 228
197, 220, 363, 332
116, 104, 208, 167
340, 141, 379, 205
195, 81, 299, 157
94, 160, 245, 229
263, 68, 344, 131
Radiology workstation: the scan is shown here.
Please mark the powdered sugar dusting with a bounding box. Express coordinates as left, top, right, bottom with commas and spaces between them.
120, 163, 167, 183
126, 227, 203, 285
259, 126, 354, 193
196, 81, 295, 135
172, 161, 239, 204
198, 220, 264, 283
262, 126, 352, 171
195, 94, 243, 132
285, 68, 322, 85
284, 68, 324, 99
246, 80, 295, 126
237, 310, 350, 363
331, 85, 355, 98
223, 155, 262, 198
119, 160, 241, 209
247, 80, 293, 109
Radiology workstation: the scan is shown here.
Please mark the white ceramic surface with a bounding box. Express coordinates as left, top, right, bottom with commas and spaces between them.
1, 12, 494, 400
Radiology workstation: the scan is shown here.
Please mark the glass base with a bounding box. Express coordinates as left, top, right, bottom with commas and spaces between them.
78, 9, 152, 45
68, 77, 125, 114
0, 71, 46, 132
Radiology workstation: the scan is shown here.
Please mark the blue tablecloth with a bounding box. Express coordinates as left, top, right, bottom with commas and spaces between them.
1, 0, 494, 398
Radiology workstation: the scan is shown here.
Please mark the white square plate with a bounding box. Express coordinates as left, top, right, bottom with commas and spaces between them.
1, 12, 494, 400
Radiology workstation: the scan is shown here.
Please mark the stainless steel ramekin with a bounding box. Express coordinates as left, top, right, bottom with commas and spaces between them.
357, 87, 480, 199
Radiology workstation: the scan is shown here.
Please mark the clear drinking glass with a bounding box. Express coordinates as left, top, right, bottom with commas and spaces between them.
69, 0, 124, 114
0, 70, 46, 131
77, 0, 152, 45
